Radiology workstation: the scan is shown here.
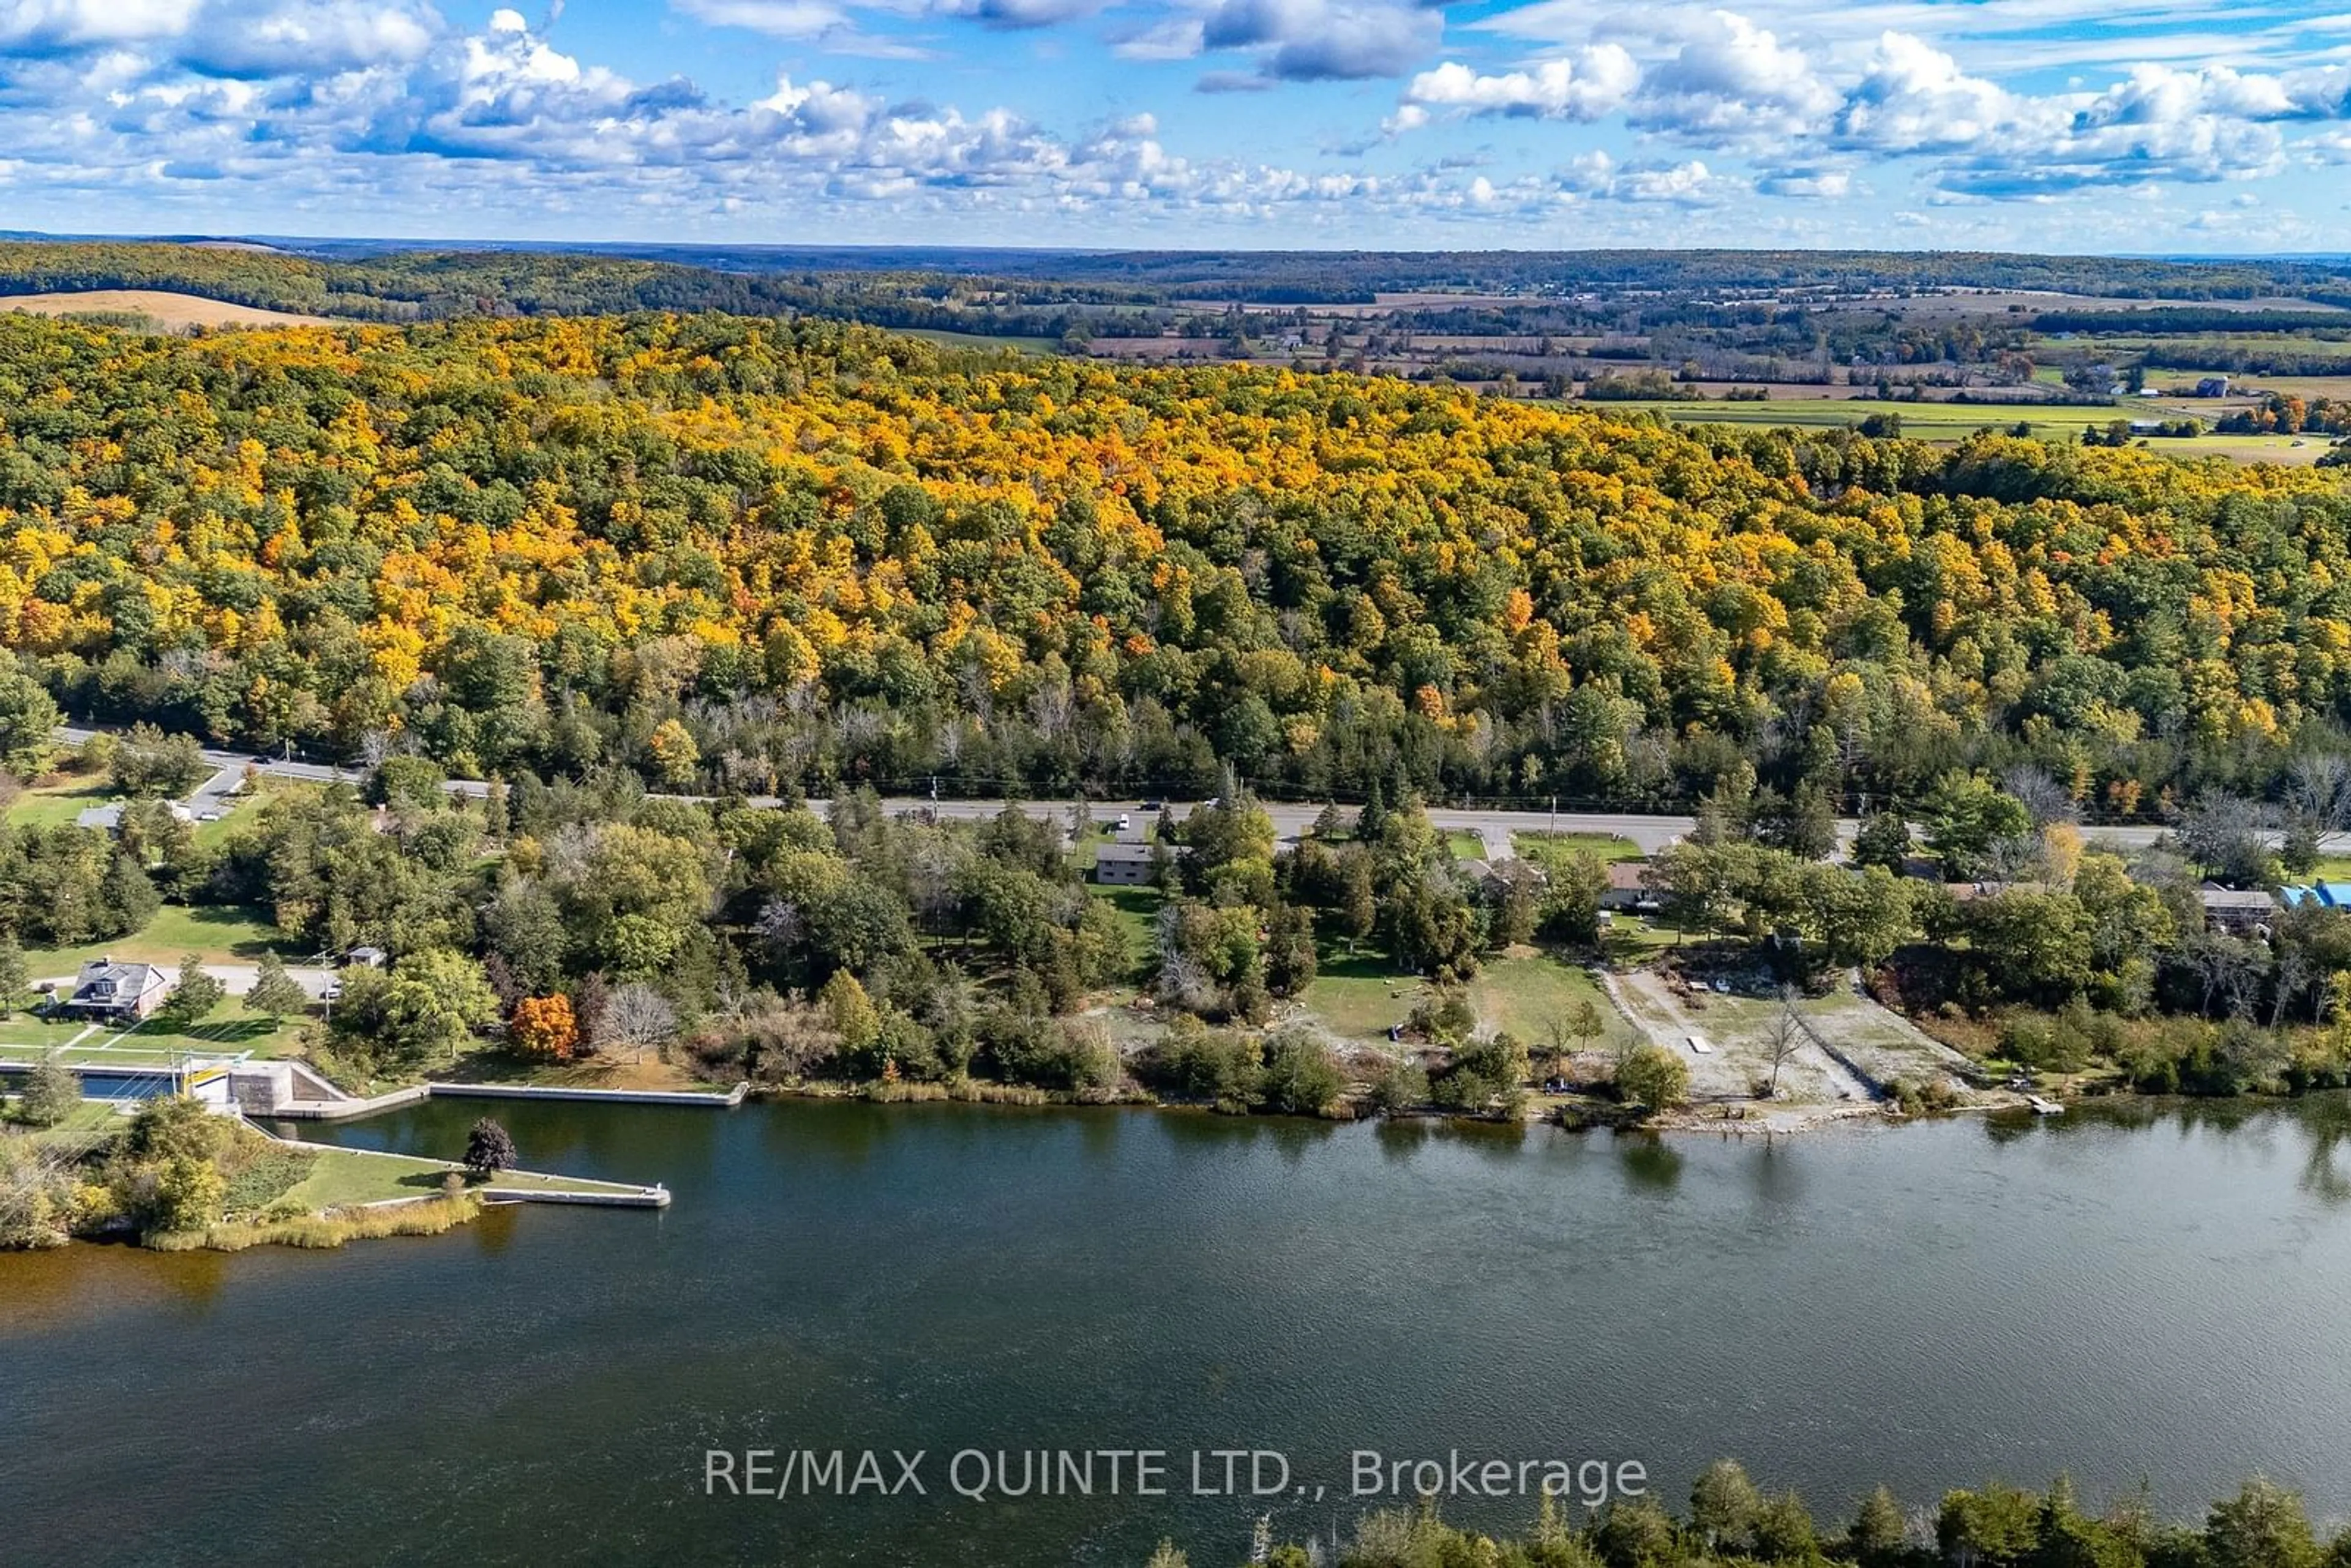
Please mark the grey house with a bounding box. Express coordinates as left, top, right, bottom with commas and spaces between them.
1093, 841, 1158, 886
64, 959, 169, 1021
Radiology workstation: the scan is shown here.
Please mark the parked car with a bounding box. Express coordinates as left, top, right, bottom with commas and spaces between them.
1117, 813, 1131, 831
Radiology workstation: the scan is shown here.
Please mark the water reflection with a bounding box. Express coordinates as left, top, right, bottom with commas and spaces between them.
1618, 1133, 1683, 1191
2294, 1096, 2351, 1206
1744, 1138, 1802, 1207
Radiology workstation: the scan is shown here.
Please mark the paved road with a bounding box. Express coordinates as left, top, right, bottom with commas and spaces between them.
53, 725, 2182, 860
38, 962, 340, 1000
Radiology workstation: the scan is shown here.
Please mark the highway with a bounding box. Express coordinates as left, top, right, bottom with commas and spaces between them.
55, 726, 2180, 860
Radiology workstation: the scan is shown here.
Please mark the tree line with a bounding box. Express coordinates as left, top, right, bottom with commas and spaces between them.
1158, 1461, 2350, 1568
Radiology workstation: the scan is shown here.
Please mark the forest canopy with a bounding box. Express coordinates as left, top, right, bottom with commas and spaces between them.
3, 307, 2350, 812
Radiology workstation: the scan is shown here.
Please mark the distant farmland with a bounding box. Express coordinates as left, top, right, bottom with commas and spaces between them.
1595, 397, 2338, 465
0, 288, 337, 331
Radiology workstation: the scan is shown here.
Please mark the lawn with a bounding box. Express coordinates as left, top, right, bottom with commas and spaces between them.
1301, 946, 1430, 1041
1471, 951, 1636, 1052
5, 775, 112, 830
277, 1147, 648, 1208
0, 1013, 97, 1058
1446, 831, 1487, 860
0, 991, 309, 1068
1513, 831, 1646, 863
23, 903, 298, 974
1598, 915, 1687, 968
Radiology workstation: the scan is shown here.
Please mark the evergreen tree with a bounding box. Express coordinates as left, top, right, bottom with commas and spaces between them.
0, 937, 26, 1018
159, 955, 227, 1032
244, 951, 310, 1021
100, 845, 160, 935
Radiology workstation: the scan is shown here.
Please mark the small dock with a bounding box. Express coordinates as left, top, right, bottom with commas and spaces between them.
2025, 1094, 2066, 1116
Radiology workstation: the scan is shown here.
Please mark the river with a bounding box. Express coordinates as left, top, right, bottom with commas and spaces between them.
6, 1095, 2351, 1565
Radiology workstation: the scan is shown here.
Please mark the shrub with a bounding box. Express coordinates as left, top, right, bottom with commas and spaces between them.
1364, 1059, 1430, 1117
1258, 1029, 1344, 1117
1613, 1044, 1690, 1116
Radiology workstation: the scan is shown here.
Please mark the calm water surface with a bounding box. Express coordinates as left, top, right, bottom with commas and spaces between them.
6, 1097, 2351, 1566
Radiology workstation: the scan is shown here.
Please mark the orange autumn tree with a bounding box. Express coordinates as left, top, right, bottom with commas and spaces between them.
509, 994, 579, 1063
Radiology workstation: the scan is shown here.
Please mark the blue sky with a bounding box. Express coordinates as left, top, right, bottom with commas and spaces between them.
1, 0, 2347, 250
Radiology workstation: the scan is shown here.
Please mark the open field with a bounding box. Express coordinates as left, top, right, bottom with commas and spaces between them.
1513, 830, 1646, 863
23, 903, 296, 973
1471, 951, 1636, 1053
1299, 947, 1425, 1042
0, 288, 337, 330
1597, 396, 2165, 433
2159, 372, 2351, 400
1290, 943, 1637, 1054
1610, 967, 1970, 1122
2033, 332, 2351, 358
5, 774, 111, 829
1597, 397, 2338, 464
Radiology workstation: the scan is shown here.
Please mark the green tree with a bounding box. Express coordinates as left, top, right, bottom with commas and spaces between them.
126, 1093, 228, 1165
17, 1052, 81, 1128
1614, 1043, 1690, 1115
1263, 900, 1318, 996
0, 667, 60, 779
108, 723, 208, 799
158, 955, 227, 1032
2205, 1479, 2322, 1568
1924, 773, 2034, 881
1692, 1458, 1763, 1551
1853, 810, 1914, 873
1753, 1491, 1820, 1563
331, 948, 500, 1068
1938, 1484, 2044, 1568
148, 1154, 226, 1236
821, 970, 881, 1056
1968, 892, 2095, 1003
1848, 1485, 1911, 1568
244, 951, 310, 1021
0, 937, 26, 1018
1258, 1028, 1343, 1116
100, 844, 160, 934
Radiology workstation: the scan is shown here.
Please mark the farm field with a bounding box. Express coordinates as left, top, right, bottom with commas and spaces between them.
0, 288, 336, 329
1605, 398, 2338, 463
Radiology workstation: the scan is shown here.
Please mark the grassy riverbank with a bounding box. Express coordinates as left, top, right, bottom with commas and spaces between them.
148, 1191, 484, 1251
